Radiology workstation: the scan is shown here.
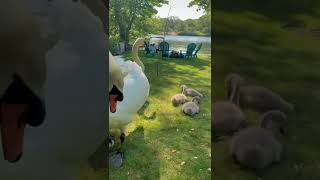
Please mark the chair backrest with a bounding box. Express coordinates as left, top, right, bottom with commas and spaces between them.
186, 43, 197, 56
194, 43, 202, 55
159, 41, 169, 51
159, 41, 170, 56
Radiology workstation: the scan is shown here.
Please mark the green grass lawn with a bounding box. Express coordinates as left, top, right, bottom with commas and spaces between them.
101, 53, 212, 179
213, 10, 320, 180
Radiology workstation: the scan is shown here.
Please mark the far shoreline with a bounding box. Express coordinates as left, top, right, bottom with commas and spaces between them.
152, 32, 211, 37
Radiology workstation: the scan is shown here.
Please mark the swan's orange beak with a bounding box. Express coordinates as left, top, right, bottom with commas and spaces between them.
109, 95, 118, 113
0, 103, 27, 163
0, 74, 46, 163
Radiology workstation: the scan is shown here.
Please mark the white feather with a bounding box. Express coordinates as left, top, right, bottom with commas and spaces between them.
109, 56, 150, 130
0, 1, 107, 179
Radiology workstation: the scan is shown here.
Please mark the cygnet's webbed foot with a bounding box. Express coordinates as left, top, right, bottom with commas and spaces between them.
109, 132, 125, 168
109, 151, 124, 168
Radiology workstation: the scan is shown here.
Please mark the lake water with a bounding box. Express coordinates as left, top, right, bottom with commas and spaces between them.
150, 35, 211, 55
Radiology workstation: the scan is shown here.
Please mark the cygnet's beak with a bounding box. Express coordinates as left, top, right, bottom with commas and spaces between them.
0, 74, 45, 163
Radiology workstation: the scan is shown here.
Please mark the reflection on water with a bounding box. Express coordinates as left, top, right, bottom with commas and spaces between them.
150, 35, 212, 55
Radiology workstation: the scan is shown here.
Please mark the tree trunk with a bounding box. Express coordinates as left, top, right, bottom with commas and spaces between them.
119, 28, 130, 51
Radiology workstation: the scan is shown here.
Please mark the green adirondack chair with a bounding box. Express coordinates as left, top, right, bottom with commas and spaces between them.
192, 43, 202, 58
184, 43, 197, 59
159, 41, 170, 57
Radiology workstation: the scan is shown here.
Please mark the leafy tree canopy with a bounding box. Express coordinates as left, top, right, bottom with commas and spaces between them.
188, 0, 211, 12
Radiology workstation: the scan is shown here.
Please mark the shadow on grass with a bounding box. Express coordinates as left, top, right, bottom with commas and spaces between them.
110, 127, 161, 179
140, 55, 211, 99
137, 100, 157, 120
143, 57, 211, 75
88, 140, 107, 171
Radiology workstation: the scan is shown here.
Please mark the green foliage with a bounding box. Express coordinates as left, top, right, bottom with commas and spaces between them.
109, 0, 167, 48
188, 0, 211, 12
159, 14, 211, 36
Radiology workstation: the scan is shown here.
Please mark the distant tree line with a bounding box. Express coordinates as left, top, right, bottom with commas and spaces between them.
157, 14, 211, 36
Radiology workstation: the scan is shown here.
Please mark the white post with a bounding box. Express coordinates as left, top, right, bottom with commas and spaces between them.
119, 41, 125, 53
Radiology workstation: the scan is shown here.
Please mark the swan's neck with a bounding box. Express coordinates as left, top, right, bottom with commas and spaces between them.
131, 44, 145, 71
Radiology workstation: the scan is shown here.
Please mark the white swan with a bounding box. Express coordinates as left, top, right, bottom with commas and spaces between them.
0, 1, 112, 179
109, 38, 150, 167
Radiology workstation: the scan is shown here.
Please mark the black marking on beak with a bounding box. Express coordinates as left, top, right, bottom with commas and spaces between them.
1, 74, 46, 127
109, 85, 123, 102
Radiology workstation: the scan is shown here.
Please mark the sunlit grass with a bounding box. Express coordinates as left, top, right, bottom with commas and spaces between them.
78, 53, 210, 179
106, 53, 212, 179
